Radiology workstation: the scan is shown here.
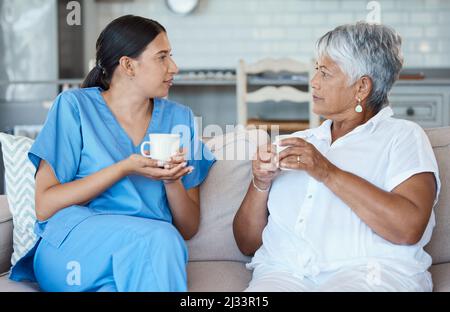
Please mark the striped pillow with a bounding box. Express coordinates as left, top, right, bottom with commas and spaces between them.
0, 133, 37, 266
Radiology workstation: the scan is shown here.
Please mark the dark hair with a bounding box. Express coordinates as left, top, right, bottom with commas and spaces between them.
81, 15, 166, 90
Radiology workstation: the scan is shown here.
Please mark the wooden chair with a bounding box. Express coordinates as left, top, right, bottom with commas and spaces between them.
236, 58, 320, 133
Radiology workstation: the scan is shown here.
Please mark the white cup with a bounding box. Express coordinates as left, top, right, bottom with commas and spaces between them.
140, 133, 180, 163
273, 133, 309, 170
274, 135, 294, 154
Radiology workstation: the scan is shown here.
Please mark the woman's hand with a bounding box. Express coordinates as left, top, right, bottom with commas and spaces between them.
252, 144, 280, 190
277, 137, 337, 183
162, 148, 194, 184
122, 151, 193, 183
162, 148, 188, 169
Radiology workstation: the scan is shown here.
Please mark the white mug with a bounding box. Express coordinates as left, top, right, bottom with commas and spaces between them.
140, 133, 181, 163
274, 134, 294, 154
273, 133, 309, 170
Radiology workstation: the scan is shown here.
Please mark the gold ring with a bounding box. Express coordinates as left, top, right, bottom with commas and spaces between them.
297, 155, 301, 163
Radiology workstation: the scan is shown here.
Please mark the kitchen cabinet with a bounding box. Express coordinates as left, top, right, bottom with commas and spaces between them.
389, 79, 450, 128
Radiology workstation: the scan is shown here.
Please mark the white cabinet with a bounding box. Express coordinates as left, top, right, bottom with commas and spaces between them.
389, 83, 450, 128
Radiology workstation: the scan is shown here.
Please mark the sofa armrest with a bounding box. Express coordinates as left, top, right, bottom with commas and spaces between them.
0, 195, 13, 274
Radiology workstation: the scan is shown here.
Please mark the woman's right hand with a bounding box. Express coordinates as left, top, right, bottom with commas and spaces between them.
121, 154, 193, 182
252, 144, 280, 190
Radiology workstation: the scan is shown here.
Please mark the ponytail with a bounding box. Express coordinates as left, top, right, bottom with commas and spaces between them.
81, 65, 109, 90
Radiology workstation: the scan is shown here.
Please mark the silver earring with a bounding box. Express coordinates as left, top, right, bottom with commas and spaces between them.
355, 98, 363, 113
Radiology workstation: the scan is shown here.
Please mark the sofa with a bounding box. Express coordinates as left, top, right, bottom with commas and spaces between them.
0, 127, 449, 292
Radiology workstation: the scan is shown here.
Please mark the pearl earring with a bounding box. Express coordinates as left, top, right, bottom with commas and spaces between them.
355, 98, 363, 113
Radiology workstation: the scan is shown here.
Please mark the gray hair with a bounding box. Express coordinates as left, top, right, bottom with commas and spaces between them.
316, 22, 403, 113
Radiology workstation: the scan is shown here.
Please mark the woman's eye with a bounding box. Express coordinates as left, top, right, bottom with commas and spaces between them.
159, 54, 173, 62
321, 71, 328, 77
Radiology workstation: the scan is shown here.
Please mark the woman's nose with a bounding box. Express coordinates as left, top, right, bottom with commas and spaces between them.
310, 71, 319, 90
169, 57, 179, 75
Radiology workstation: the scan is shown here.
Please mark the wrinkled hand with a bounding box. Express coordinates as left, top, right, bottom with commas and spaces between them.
123, 148, 193, 184
252, 143, 280, 190
277, 137, 336, 183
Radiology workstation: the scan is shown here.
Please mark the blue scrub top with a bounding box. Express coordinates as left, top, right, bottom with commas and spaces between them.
28, 87, 216, 249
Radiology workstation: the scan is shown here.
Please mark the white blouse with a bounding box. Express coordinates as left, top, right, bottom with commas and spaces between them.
247, 107, 441, 279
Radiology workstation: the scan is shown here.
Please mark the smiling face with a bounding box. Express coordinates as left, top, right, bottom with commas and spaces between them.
131, 32, 179, 98
310, 55, 360, 121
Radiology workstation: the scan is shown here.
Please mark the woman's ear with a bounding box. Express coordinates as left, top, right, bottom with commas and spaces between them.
118, 56, 135, 78
356, 75, 373, 102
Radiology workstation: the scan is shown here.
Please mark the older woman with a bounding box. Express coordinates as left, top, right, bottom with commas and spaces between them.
233, 22, 440, 292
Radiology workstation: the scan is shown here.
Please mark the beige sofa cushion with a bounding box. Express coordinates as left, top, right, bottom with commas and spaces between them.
424, 127, 450, 264
0, 273, 39, 292
430, 263, 450, 292
0, 196, 13, 274
187, 261, 251, 292
187, 129, 269, 263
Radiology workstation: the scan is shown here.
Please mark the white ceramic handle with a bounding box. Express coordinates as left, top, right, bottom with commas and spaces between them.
140, 141, 151, 158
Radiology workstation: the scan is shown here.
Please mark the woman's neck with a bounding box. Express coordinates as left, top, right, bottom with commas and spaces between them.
331, 109, 376, 143
102, 85, 152, 120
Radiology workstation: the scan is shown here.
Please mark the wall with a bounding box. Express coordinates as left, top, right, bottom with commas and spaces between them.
91, 0, 450, 69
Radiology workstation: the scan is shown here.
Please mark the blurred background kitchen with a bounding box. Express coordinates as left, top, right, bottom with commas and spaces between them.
1, 0, 450, 193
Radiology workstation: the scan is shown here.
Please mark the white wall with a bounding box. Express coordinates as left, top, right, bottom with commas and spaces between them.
90, 0, 450, 69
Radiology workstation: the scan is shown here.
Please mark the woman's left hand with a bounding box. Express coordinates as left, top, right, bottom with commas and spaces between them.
162, 148, 188, 170
277, 138, 337, 183
161, 148, 193, 184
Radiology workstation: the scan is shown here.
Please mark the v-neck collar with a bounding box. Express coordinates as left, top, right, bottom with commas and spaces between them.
95, 87, 161, 151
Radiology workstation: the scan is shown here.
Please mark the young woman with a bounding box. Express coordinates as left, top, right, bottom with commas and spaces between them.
9, 15, 215, 292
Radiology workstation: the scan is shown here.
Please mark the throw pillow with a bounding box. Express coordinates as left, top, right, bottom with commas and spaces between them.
0, 133, 37, 266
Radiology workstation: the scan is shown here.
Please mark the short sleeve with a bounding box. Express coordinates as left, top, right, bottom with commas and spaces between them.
28, 91, 82, 184
384, 123, 440, 200
181, 109, 216, 190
